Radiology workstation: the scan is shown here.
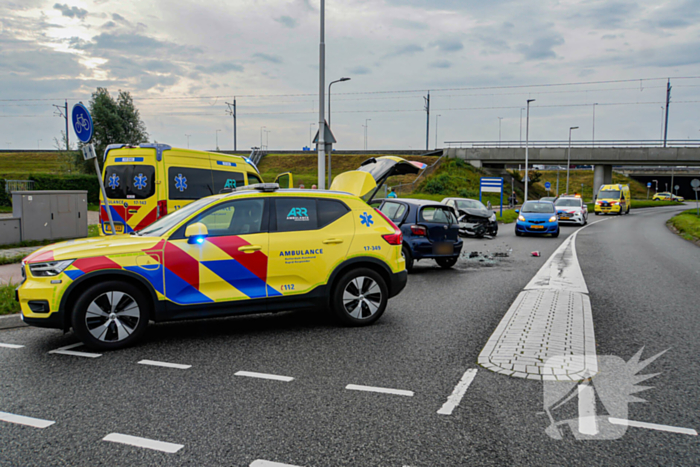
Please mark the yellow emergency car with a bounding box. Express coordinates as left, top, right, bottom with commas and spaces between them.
594, 184, 631, 215
99, 144, 291, 235
17, 157, 422, 350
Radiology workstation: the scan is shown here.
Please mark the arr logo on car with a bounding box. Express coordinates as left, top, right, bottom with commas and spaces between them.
287, 207, 309, 221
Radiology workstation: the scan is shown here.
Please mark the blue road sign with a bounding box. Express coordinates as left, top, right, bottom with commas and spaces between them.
71, 103, 93, 143
647, 182, 652, 188
479, 177, 504, 216
544, 182, 552, 190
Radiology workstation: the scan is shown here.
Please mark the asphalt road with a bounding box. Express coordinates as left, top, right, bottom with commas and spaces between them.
1, 205, 698, 466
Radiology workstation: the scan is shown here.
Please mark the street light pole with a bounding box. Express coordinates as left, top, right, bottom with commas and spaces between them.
215, 129, 221, 151
592, 103, 598, 147
328, 77, 350, 188
185, 134, 191, 149
264, 130, 271, 150
365, 119, 371, 150
498, 117, 503, 146
566, 126, 579, 194
435, 114, 441, 149
317, 0, 326, 189
524, 99, 535, 202
260, 126, 266, 150
309, 123, 316, 147
520, 108, 524, 147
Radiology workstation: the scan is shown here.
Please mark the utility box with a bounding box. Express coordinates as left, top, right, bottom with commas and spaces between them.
12, 191, 88, 242
0, 218, 21, 245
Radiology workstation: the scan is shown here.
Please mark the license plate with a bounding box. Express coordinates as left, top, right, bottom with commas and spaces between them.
105, 224, 124, 234
561, 215, 570, 219
530, 225, 544, 230
433, 243, 454, 255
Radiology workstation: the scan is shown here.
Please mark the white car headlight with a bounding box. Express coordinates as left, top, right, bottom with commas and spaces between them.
549, 216, 557, 223
490, 214, 496, 221
28, 260, 74, 277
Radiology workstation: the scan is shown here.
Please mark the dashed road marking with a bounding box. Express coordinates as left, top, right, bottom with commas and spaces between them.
437, 369, 477, 415
0, 411, 55, 428
103, 433, 184, 453
609, 418, 698, 436
48, 342, 102, 358
0, 343, 24, 349
235, 371, 294, 382
345, 384, 414, 397
250, 461, 303, 467
138, 359, 191, 370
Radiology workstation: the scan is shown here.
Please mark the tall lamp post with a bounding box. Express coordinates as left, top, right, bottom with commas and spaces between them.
435, 114, 441, 149
215, 129, 221, 151
309, 123, 316, 147
328, 76, 351, 187
260, 126, 266, 150
264, 130, 271, 150
364, 118, 371, 150
317, 0, 326, 189
498, 117, 503, 146
185, 134, 191, 149
524, 99, 535, 202
566, 126, 579, 194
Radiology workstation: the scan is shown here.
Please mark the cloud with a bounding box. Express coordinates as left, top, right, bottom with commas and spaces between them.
386, 44, 424, 57
430, 39, 464, 53
392, 19, 429, 30
275, 15, 297, 28
515, 35, 564, 60
568, 1, 636, 30
601, 34, 618, 40
645, 0, 700, 30
112, 13, 127, 22
347, 66, 371, 75
252, 52, 283, 64
74, 32, 202, 56
429, 60, 452, 68
195, 62, 244, 74
53, 3, 88, 19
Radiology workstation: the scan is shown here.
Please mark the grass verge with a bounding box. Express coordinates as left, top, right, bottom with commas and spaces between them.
667, 209, 700, 244
0, 283, 20, 315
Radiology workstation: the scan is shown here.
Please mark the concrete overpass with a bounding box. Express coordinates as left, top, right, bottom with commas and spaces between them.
444, 146, 700, 196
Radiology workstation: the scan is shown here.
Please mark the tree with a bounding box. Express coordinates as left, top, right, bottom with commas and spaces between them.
80, 88, 148, 173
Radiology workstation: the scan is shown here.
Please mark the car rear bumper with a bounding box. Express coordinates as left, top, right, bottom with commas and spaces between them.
388, 270, 407, 298
410, 240, 463, 260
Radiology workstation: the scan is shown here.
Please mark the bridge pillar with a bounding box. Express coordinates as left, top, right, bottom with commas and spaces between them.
593, 164, 613, 198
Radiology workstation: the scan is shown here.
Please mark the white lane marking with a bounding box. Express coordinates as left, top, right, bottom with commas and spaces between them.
250, 461, 303, 467
137, 359, 191, 370
437, 369, 477, 415
578, 383, 598, 435
608, 418, 698, 436
234, 371, 294, 382
103, 433, 184, 453
0, 343, 24, 349
0, 411, 55, 428
345, 384, 414, 397
49, 342, 102, 358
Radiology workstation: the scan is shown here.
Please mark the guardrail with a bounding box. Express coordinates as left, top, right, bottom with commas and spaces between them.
444, 140, 700, 148
4, 180, 34, 193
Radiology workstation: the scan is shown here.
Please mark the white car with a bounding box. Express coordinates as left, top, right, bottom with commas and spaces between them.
554, 196, 588, 225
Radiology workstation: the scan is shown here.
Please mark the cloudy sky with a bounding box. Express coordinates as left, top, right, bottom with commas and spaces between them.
2, 0, 700, 151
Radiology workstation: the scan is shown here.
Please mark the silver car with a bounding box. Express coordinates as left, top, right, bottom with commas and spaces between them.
554, 196, 588, 225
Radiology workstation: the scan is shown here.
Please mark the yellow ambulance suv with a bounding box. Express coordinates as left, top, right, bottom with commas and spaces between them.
594, 184, 631, 215
99, 144, 286, 235
17, 157, 422, 350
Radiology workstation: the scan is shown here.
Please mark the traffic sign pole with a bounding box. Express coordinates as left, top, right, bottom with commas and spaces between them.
691, 179, 700, 217
72, 102, 116, 235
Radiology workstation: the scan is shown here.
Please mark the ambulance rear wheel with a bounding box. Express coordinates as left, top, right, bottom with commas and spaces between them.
331, 268, 388, 326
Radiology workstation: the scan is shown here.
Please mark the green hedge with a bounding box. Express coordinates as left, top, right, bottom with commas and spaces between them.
0, 188, 9, 207
29, 174, 101, 204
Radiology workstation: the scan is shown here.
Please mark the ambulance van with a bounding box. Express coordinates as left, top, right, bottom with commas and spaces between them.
594, 184, 631, 215
99, 143, 291, 234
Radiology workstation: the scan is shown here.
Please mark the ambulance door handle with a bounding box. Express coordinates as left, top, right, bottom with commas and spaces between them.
323, 238, 344, 244
238, 245, 262, 253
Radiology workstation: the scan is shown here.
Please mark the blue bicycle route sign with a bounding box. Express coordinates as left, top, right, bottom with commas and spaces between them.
545, 182, 552, 190
71, 103, 94, 144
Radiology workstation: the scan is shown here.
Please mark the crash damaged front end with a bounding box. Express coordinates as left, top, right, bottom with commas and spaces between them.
457, 210, 498, 238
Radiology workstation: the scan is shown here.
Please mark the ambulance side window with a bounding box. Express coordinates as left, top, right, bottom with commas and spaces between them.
187, 199, 266, 237
275, 198, 318, 232
248, 174, 262, 185
211, 170, 245, 193
168, 167, 214, 200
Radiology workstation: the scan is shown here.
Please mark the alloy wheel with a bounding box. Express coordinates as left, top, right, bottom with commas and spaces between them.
85, 291, 140, 342
342, 276, 382, 320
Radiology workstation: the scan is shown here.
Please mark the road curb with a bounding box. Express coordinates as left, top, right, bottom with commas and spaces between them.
0, 314, 26, 330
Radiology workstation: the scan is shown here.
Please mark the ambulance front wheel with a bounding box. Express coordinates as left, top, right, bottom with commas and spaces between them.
331, 268, 388, 326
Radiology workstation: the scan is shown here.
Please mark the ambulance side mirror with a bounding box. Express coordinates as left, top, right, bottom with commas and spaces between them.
185, 222, 209, 244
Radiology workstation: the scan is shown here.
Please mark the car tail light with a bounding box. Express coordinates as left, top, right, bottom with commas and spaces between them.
157, 200, 167, 218
374, 208, 403, 245
410, 225, 427, 236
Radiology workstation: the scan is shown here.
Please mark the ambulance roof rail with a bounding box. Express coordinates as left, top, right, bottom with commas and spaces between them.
220, 183, 279, 194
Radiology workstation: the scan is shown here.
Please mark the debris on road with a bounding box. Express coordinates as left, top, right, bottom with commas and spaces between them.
531, 251, 541, 257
